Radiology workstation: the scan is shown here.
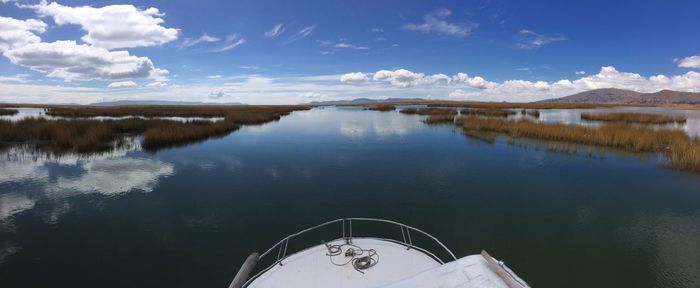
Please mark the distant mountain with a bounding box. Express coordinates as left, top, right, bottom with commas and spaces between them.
308, 98, 428, 106
541, 88, 700, 104
90, 100, 246, 106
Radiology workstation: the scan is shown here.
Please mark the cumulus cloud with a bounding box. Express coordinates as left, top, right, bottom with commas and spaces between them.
339, 72, 369, 83
403, 9, 478, 37
677, 55, 700, 69
0, 16, 46, 52
4, 40, 162, 81
575, 70, 586, 75
341, 66, 700, 102
285, 26, 315, 44
371, 69, 449, 88
265, 24, 284, 37
181, 33, 220, 48
516, 29, 567, 49
107, 80, 136, 88
26, 1, 178, 49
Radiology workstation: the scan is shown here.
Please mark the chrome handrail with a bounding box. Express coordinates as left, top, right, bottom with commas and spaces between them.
237, 217, 457, 288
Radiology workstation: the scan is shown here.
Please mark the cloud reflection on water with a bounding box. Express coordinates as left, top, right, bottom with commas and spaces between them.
0, 145, 174, 222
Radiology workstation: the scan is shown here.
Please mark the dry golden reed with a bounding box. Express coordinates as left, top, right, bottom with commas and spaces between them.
457, 116, 700, 172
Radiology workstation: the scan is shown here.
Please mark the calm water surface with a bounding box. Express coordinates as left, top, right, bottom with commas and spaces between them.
1, 107, 700, 288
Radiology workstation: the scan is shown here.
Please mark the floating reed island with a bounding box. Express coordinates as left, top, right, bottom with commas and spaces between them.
0, 105, 309, 153
0, 108, 18, 116
461, 108, 516, 118
457, 116, 700, 173
399, 108, 457, 115
580, 112, 687, 124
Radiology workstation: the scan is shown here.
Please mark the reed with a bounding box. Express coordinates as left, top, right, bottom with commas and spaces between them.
457, 116, 700, 172
0, 108, 18, 116
0, 106, 308, 153
400, 108, 457, 115
367, 105, 396, 111
424, 115, 455, 125
461, 108, 516, 118
141, 120, 239, 151
580, 112, 686, 124
46, 105, 309, 118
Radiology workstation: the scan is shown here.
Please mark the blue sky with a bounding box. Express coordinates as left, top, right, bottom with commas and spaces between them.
0, 0, 699, 104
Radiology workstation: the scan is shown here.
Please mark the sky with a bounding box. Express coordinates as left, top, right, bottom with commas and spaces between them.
0, 0, 699, 104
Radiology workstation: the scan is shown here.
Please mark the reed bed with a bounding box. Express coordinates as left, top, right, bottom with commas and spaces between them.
580, 112, 686, 124
424, 115, 455, 125
461, 108, 516, 118
366, 105, 396, 111
0, 106, 307, 153
46, 105, 309, 118
399, 108, 457, 115
141, 120, 239, 151
0, 108, 18, 116
457, 116, 700, 172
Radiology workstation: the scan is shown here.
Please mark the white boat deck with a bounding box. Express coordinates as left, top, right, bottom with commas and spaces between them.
247, 238, 442, 288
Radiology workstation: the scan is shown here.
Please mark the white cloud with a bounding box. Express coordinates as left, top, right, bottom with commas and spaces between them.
239, 65, 259, 69
0, 16, 46, 52
181, 33, 220, 48
0, 73, 30, 83
516, 29, 566, 49
371, 69, 449, 88
285, 26, 315, 44
451, 72, 497, 89
339, 72, 369, 83
334, 43, 369, 50
107, 80, 136, 88
299, 91, 322, 98
207, 75, 222, 79
677, 55, 700, 69
4, 40, 163, 81
265, 24, 285, 37
2, 67, 699, 105
208, 90, 225, 99
26, 1, 178, 49
342, 66, 700, 102
210, 34, 246, 52
403, 9, 478, 38
371, 28, 383, 33
575, 70, 586, 75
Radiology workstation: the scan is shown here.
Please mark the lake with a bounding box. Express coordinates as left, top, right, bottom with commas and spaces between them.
1, 106, 700, 288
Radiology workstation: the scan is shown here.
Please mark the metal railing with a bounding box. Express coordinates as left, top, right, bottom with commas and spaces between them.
233, 218, 457, 288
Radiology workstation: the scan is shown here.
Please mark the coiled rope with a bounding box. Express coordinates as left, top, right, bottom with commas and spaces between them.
324, 242, 379, 273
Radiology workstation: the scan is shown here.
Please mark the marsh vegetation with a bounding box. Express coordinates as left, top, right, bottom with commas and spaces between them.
399, 108, 457, 115
0, 105, 309, 153
457, 116, 700, 172
366, 105, 396, 111
0, 108, 18, 116
461, 108, 516, 118
424, 115, 456, 125
581, 112, 686, 124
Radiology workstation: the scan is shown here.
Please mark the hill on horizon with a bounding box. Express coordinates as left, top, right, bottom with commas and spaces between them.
541, 88, 700, 104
